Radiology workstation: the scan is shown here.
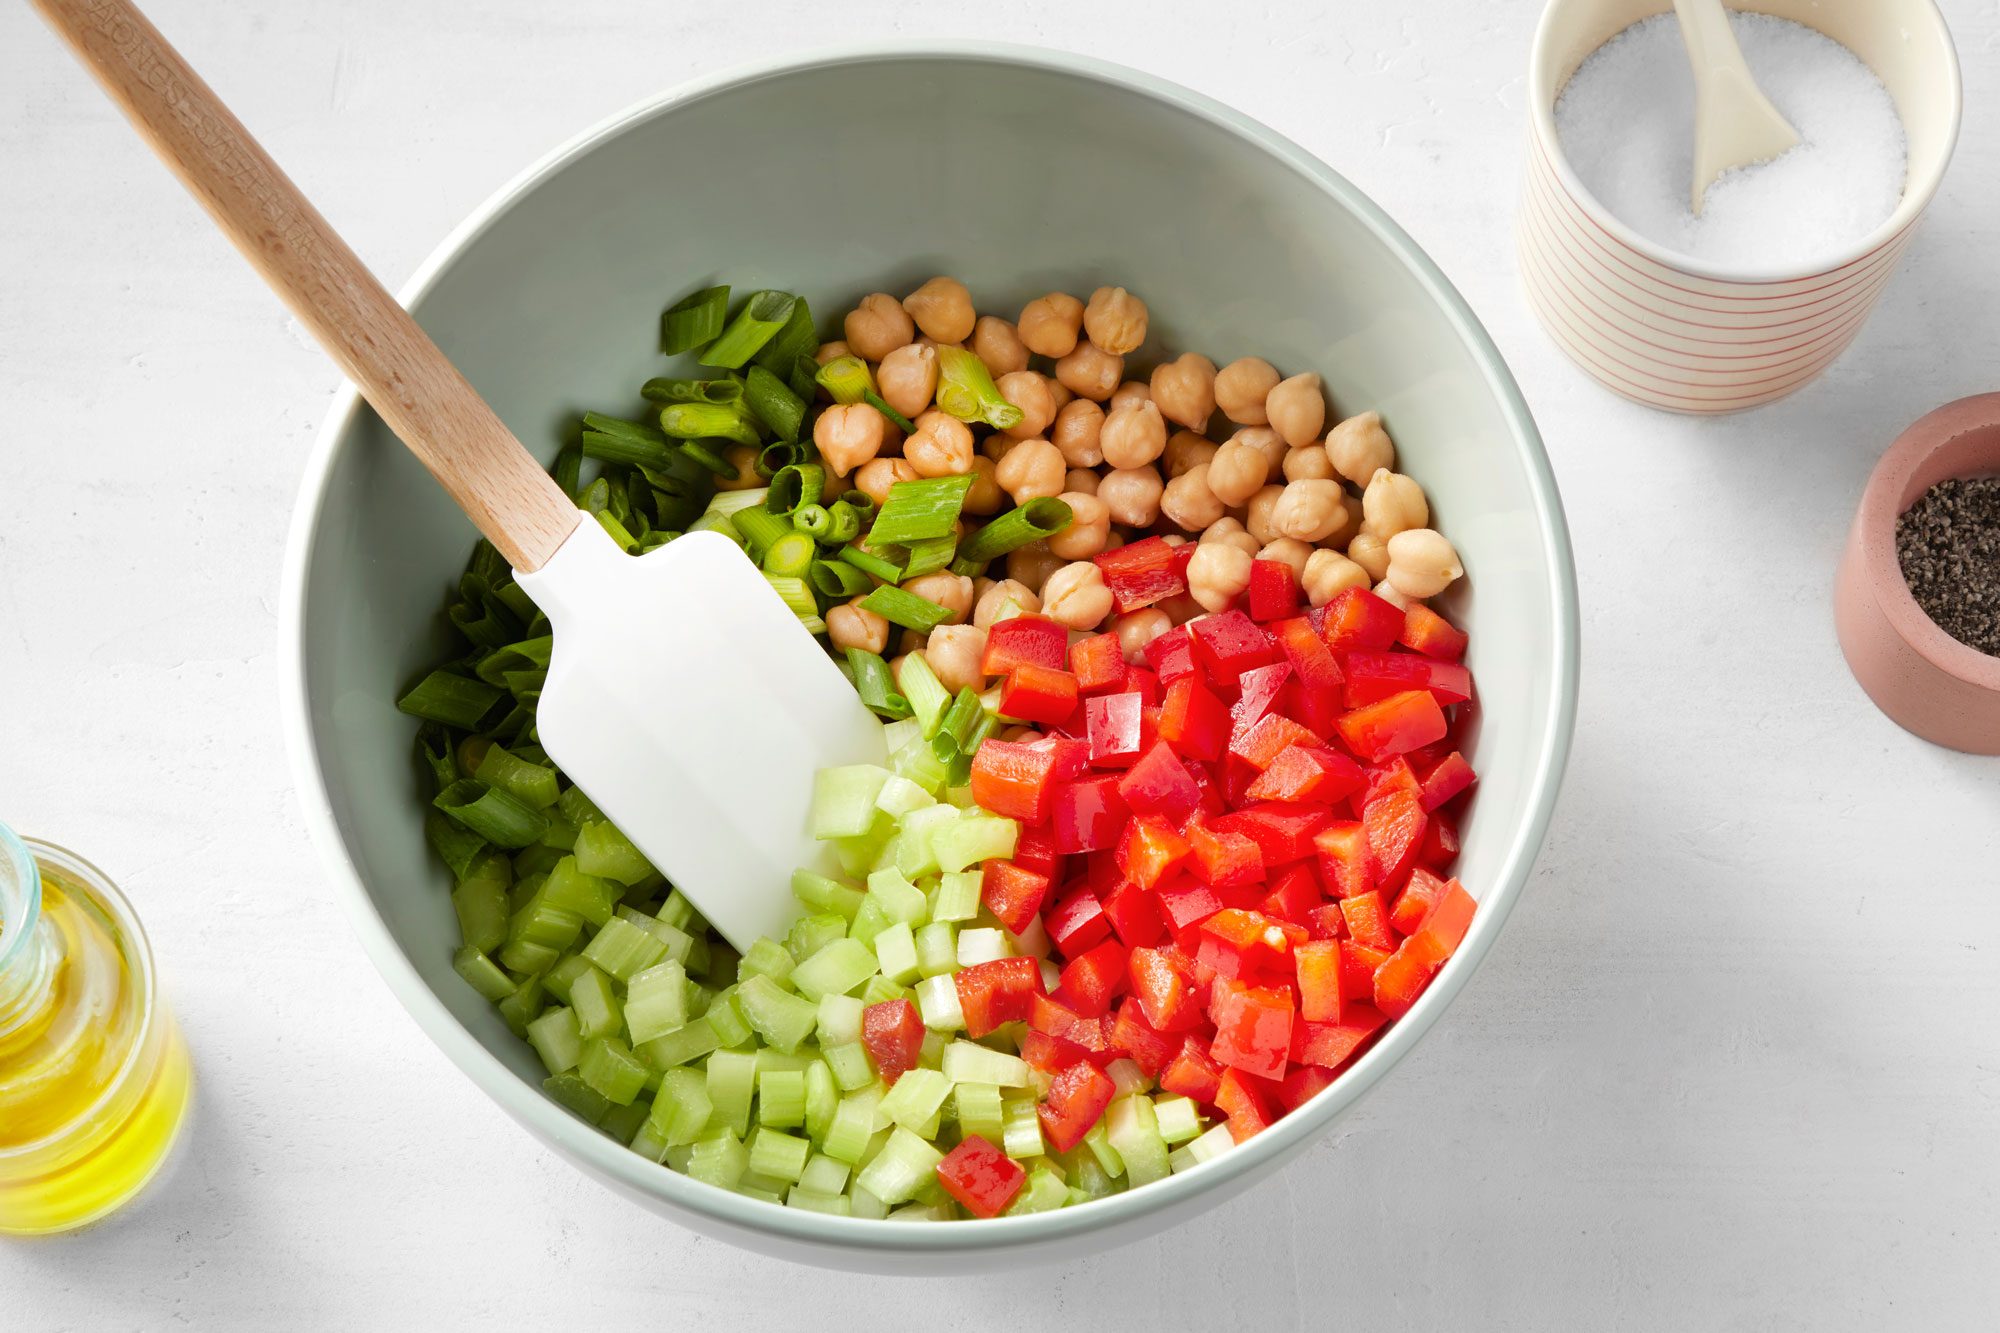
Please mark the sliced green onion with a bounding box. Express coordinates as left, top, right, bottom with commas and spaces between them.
838, 543, 904, 585
435, 779, 548, 848
870, 475, 975, 547
807, 559, 873, 600
935, 346, 1024, 430
641, 375, 744, 405
847, 649, 912, 720
863, 390, 916, 435
701, 290, 798, 369
858, 583, 952, 633
398, 670, 505, 729
658, 401, 763, 449
766, 462, 826, 516
762, 531, 818, 579
757, 441, 800, 479
930, 688, 986, 762
553, 443, 583, 498
580, 430, 672, 470
764, 574, 818, 622
822, 501, 864, 545
731, 505, 792, 559
956, 497, 1074, 566
897, 652, 952, 736
661, 285, 729, 355
752, 295, 817, 374
814, 355, 877, 406
745, 365, 807, 442
793, 504, 832, 538
899, 536, 956, 580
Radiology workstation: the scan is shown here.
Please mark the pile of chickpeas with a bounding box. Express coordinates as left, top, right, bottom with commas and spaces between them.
815, 278, 1465, 698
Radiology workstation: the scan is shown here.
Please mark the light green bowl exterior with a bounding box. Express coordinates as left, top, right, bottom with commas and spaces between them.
280, 43, 1578, 1271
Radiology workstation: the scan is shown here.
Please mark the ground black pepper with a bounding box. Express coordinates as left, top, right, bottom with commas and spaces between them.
1895, 475, 2000, 657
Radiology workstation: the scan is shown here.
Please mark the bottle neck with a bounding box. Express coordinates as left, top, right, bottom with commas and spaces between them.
0, 827, 59, 1038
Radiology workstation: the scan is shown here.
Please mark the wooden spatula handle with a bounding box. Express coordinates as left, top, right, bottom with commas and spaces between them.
31, 0, 581, 572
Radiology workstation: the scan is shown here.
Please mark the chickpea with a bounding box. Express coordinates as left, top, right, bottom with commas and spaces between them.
973, 578, 1041, 629
1052, 399, 1105, 468
877, 343, 939, 421
916, 334, 965, 352
1227, 426, 1287, 478
1200, 516, 1262, 558
902, 410, 976, 477
1160, 462, 1227, 532
971, 316, 1029, 378
903, 572, 975, 624
1041, 561, 1116, 630
1361, 468, 1429, 538
1206, 439, 1270, 507
1064, 468, 1100, 495
1045, 377, 1074, 413
1160, 533, 1188, 547
1243, 483, 1287, 546
1302, 549, 1371, 606
1266, 372, 1327, 448
844, 293, 915, 361
1272, 479, 1347, 543
1083, 286, 1149, 356
1098, 465, 1165, 527
994, 438, 1066, 502
1018, 292, 1084, 359
981, 432, 1017, 463
1113, 608, 1173, 664
1325, 410, 1395, 487
1281, 444, 1334, 483
853, 457, 919, 507
1257, 538, 1313, 581
996, 370, 1055, 440
1187, 542, 1253, 613
826, 598, 890, 654
1164, 430, 1218, 479
1346, 528, 1391, 581
900, 277, 975, 344
714, 442, 763, 492
963, 455, 1004, 515
1372, 579, 1418, 612
814, 402, 888, 477
1100, 401, 1168, 470
1006, 540, 1064, 592
1150, 353, 1217, 432
814, 339, 853, 366
1110, 380, 1152, 412
1385, 528, 1463, 599
1156, 592, 1204, 625
1055, 340, 1123, 401
923, 624, 990, 693
1214, 357, 1280, 425
1045, 492, 1111, 560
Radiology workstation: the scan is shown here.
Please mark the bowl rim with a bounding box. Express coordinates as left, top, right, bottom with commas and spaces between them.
1524, 0, 1963, 286
279, 39, 1581, 1255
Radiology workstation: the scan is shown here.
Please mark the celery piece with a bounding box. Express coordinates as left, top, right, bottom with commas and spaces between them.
822, 1093, 879, 1165
815, 994, 865, 1047
706, 1051, 759, 1137
629, 1118, 672, 1163
832, 824, 891, 880
855, 1127, 945, 1207
954, 1084, 1005, 1146
649, 1068, 715, 1147
705, 987, 753, 1048
1005, 1166, 1070, 1216
581, 915, 668, 982
537, 809, 579, 850
859, 975, 910, 1008
930, 870, 982, 924
755, 1049, 818, 1076
914, 973, 965, 1032
956, 927, 1012, 968
656, 889, 697, 931
736, 974, 819, 1053
803, 1061, 838, 1142
913, 921, 957, 979
810, 765, 893, 838
620, 908, 695, 964
940, 1040, 1031, 1088
873, 774, 935, 820
786, 1187, 852, 1216
1104, 1058, 1149, 1097
497, 938, 560, 977
791, 938, 879, 1002
736, 1184, 785, 1206
1180, 1122, 1235, 1169
865, 868, 930, 928
426, 810, 489, 882
1107, 1095, 1170, 1187
737, 938, 797, 987
792, 869, 865, 921
475, 744, 560, 810
543, 1072, 612, 1125
578, 1036, 649, 1106
497, 975, 546, 1039
879, 1068, 952, 1133
452, 877, 510, 955
398, 669, 505, 729
847, 1184, 889, 1220
542, 857, 618, 928
787, 912, 849, 964
1153, 1095, 1203, 1145
895, 805, 960, 880
1084, 1120, 1125, 1178
527, 1006, 583, 1075
798, 1151, 851, 1197
624, 961, 689, 1045
436, 779, 548, 848
1012, 916, 1054, 962
452, 947, 515, 1003
888, 733, 952, 794
573, 820, 655, 885
638, 1017, 721, 1070
887, 1201, 954, 1222
758, 1070, 808, 1128
822, 1041, 875, 1092
871, 921, 921, 986
1001, 1097, 1045, 1159
603, 1101, 654, 1149
509, 895, 585, 952
747, 1126, 812, 1184
932, 815, 1019, 874
846, 895, 891, 947
570, 965, 622, 1041
686, 1131, 749, 1191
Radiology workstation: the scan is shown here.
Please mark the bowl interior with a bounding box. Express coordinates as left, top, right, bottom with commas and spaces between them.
291, 49, 1574, 1250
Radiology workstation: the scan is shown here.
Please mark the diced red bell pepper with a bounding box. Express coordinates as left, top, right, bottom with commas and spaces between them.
1049, 776, 1128, 854
1012, 823, 1062, 876
1418, 811, 1460, 871
1245, 558, 1302, 622
1155, 876, 1224, 933
1319, 586, 1405, 654
1336, 689, 1449, 764
1229, 661, 1293, 739
981, 613, 1068, 676
1108, 997, 1182, 1076
1000, 663, 1081, 727
1027, 992, 1114, 1064
1399, 603, 1469, 661
1188, 822, 1266, 893
1197, 908, 1303, 979
1094, 536, 1189, 613
1419, 750, 1476, 810
1160, 1037, 1225, 1103
1260, 862, 1322, 925
1209, 803, 1332, 866
1124, 664, 1162, 706
1338, 889, 1396, 952
861, 998, 925, 1084
1017, 1028, 1070, 1073
1244, 744, 1367, 805
1037, 1062, 1117, 1154
936, 1134, 1027, 1218
954, 956, 1045, 1038
969, 740, 1060, 824
1312, 821, 1372, 899
1156, 675, 1230, 762
1082, 848, 1123, 898
1044, 889, 1112, 959
1056, 939, 1129, 1016
1101, 879, 1167, 949
1083, 691, 1144, 768
1342, 651, 1473, 708
1068, 632, 1128, 696
1143, 625, 1196, 683
1305, 902, 1348, 941
980, 860, 1052, 937
1188, 610, 1278, 686
1269, 615, 1345, 730
1207, 976, 1295, 1080
1116, 741, 1202, 822
1389, 867, 1451, 936
1185, 757, 1229, 817
1336, 940, 1391, 1000
1229, 713, 1319, 770
1362, 786, 1427, 892
1126, 945, 1195, 1031
1372, 876, 1474, 1016
1362, 755, 1422, 806
1291, 1004, 1387, 1069
1295, 939, 1344, 1023
1115, 816, 1190, 892
1213, 1067, 1276, 1141
1275, 1063, 1338, 1112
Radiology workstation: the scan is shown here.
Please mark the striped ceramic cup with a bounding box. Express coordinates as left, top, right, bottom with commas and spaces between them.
1519, 0, 1961, 414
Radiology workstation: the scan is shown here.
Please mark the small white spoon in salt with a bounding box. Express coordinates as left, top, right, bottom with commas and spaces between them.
1672, 0, 1801, 213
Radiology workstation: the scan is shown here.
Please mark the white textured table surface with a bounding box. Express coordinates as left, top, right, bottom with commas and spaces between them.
4, 2, 1998, 1327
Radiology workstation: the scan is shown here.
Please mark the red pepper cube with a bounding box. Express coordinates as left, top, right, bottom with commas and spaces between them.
1108, 997, 1181, 1076
1276, 1063, 1338, 1112
1312, 821, 1373, 899
1208, 977, 1295, 1081
1027, 993, 1114, 1065
1068, 632, 1129, 695
1126, 945, 1196, 1031
1026, 733, 1091, 784
1188, 822, 1266, 893
1094, 536, 1189, 613
1336, 689, 1449, 764
1338, 890, 1396, 952
1000, 664, 1082, 727
1243, 743, 1367, 805
969, 740, 1061, 824
1418, 811, 1461, 871
954, 956, 1046, 1038
1143, 625, 1197, 683
1419, 750, 1477, 811
1084, 691, 1144, 768
1116, 741, 1202, 822
1228, 661, 1294, 742
1115, 816, 1190, 891
1291, 1004, 1387, 1069
1036, 1062, 1117, 1154
1012, 824, 1063, 876
1389, 867, 1452, 937
1044, 889, 1112, 959
1017, 1028, 1071, 1073
1155, 876, 1225, 932
1270, 615, 1345, 731
1336, 940, 1391, 1000
1102, 879, 1168, 949
861, 998, 925, 1084
1260, 862, 1322, 924
981, 613, 1069, 676
980, 860, 1052, 937
1305, 902, 1348, 940
1208, 803, 1333, 866
936, 1134, 1026, 1218
1399, 603, 1469, 661
1049, 775, 1129, 854
1362, 786, 1428, 892
1124, 664, 1162, 706
1188, 610, 1278, 686
1245, 558, 1302, 622
1295, 939, 1344, 1023
1198, 908, 1302, 980
1056, 939, 1129, 1016
1157, 676, 1231, 762
1341, 650, 1473, 708
1160, 1037, 1225, 1103
1319, 586, 1406, 654
1229, 713, 1319, 770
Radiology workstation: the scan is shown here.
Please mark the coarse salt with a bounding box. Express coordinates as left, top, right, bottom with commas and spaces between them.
1554, 12, 1906, 272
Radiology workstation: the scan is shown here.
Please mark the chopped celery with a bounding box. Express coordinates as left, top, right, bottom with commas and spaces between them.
847, 1184, 889, 1220
757, 1070, 807, 1128
786, 1187, 851, 1216
578, 1036, 648, 1105
582, 915, 669, 981
1107, 1095, 1170, 1187
755, 1049, 818, 1075
865, 868, 929, 927
657, 889, 697, 930
913, 921, 957, 978
573, 820, 655, 885
940, 1040, 1031, 1088
736, 1183, 786, 1206
803, 1060, 838, 1142
650, 1068, 714, 1146
542, 857, 617, 927
810, 765, 893, 838
1084, 1120, 1125, 1178
879, 1068, 952, 1132
620, 907, 695, 963
639, 1016, 721, 1069
475, 744, 560, 810
496, 975, 545, 1039
815, 993, 865, 1046
914, 973, 965, 1031
623, 960, 689, 1045
1178, 1122, 1235, 1169
822, 1041, 875, 1091
798, 1152, 851, 1196
569, 965, 622, 1040
1067, 1152, 1118, 1201
931, 816, 1018, 874
526, 1006, 582, 1075
686, 1132, 749, 1191
1004, 1167, 1070, 1216
543, 1072, 612, 1124
737, 938, 797, 986
895, 805, 960, 880
791, 938, 879, 1001
629, 1118, 672, 1163
871, 921, 921, 986
1104, 1058, 1149, 1097
735, 974, 819, 1052
1001, 1097, 1045, 1159
873, 773, 935, 820
823, 1093, 879, 1165
787, 912, 849, 963
705, 1051, 759, 1137
855, 1128, 945, 1207
956, 927, 1012, 968
930, 870, 982, 924
1154, 1095, 1203, 1145
846, 896, 891, 947
887, 1201, 954, 1222
792, 869, 866, 920
954, 1083, 1005, 1145
452, 946, 514, 1002
888, 733, 952, 794
452, 877, 510, 955
705, 987, 752, 1048
748, 1126, 812, 1182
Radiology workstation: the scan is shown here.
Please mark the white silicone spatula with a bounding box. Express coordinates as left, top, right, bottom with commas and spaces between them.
1671, 0, 1801, 214
34, 0, 884, 950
